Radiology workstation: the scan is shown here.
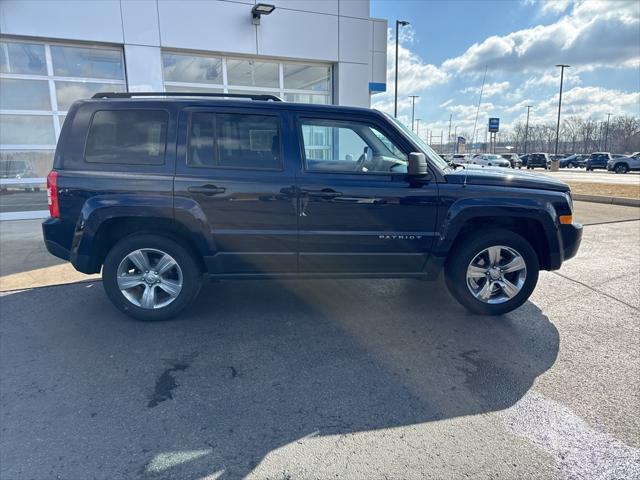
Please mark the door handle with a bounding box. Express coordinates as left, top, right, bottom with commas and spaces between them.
188, 185, 226, 196
306, 190, 343, 198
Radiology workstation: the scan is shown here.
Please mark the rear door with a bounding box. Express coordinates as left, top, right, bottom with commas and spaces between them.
174, 106, 298, 275
293, 113, 439, 275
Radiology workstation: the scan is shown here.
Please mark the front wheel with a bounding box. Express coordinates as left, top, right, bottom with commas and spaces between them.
615, 164, 628, 174
103, 234, 202, 321
445, 229, 539, 315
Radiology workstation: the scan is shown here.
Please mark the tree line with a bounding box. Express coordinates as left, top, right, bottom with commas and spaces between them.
500, 116, 640, 154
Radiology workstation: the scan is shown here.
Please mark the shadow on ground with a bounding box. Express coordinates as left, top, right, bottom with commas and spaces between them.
0, 277, 558, 479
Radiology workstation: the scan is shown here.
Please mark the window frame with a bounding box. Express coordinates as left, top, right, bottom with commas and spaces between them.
296, 115, 411, 177
185, 109, 284, 172
83, 108, 170, 166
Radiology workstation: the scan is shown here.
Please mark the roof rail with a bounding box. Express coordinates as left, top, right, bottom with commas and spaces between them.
91, 92, 284, 101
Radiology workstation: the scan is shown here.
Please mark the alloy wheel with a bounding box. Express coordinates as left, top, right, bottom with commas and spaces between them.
466, 245, 527, 304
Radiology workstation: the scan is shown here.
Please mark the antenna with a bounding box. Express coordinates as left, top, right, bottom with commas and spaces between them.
471, 65, 488, 153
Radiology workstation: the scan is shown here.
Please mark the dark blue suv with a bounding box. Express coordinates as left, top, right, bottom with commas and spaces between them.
43, 92, 582, 320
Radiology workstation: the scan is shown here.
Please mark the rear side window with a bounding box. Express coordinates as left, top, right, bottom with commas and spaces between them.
188, 112, 281, 170
85, 110, 168, 165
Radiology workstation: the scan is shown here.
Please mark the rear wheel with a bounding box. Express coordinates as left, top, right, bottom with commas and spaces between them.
103, 234, 202, 321
445, 229, 539, 315
615, 163, 628, 174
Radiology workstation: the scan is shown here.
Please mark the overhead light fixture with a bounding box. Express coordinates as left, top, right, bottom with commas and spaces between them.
252, 3, 276, 25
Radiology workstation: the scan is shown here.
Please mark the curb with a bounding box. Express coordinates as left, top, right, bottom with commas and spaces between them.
573, 194, 640, 207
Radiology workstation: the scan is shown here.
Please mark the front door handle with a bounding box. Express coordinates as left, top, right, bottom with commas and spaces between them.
188, 185, 226, 196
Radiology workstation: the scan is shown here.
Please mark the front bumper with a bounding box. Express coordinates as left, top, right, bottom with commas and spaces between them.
560, 222, 583, 262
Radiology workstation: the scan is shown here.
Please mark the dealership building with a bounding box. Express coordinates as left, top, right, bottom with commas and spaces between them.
0, 0, 388, 219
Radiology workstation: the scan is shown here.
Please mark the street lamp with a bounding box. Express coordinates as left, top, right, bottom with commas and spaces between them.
409, 95, 419, 131
553, 64, 570, 171
394, 20, 410, 118
524, 105, 532, 154
604, 113, 612, 152
251, 3, 275, 25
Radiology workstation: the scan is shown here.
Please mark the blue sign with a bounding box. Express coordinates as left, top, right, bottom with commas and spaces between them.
457, 136, 466, 144
488, 117, 500, 132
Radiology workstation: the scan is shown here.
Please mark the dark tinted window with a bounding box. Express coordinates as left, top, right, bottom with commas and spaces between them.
85, 110, 167, 165
188, 112, 281, 170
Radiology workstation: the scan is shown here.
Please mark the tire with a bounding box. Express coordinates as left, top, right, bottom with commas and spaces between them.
102, 234, 202, 321
444, 229, 539, 315
615, 164, 628, 174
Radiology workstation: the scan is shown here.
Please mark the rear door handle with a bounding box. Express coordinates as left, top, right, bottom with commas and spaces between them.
188, 185, 226, 196
306, 190, 343, 198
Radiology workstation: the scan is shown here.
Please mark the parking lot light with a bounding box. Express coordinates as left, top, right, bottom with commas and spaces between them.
394, 20, 410, 118
553, 64, 570, 171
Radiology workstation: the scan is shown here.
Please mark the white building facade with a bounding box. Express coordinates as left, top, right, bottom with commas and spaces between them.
0, 0, 387, 219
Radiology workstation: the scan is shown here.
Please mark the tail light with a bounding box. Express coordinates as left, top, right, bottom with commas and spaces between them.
47, 170, 60, 218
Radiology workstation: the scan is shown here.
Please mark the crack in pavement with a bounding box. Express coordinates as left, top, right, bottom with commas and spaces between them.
551, 271, 639, 312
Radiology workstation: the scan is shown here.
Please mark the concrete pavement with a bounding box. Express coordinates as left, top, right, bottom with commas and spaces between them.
0, 202, 639, 479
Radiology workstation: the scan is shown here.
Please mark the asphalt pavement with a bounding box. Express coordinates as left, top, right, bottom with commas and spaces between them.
0, 202, 639, 479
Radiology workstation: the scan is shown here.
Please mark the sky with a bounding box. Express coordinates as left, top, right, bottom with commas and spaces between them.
370, 0, 640, 143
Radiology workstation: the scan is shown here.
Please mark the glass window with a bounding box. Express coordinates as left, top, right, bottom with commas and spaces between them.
55, 81, 125, 111
85, 110, 168, 165
188, 113, 281, 170
0, 78, 51, 110
0, 115, 55, 145
165, 85, 224, 94
226, 59, 279, 88
283, 64, 330, 91
162, 53, 223, 84
284, 93, 330, 104
0, 41, 46, 75
0, 150, 54, 178
300, 120, 407, 174
51, 45, 124, 79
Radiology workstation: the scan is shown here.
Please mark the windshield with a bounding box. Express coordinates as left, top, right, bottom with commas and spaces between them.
383, 112, 450, 170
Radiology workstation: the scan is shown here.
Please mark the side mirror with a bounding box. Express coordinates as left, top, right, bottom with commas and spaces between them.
408, 152, 428, 176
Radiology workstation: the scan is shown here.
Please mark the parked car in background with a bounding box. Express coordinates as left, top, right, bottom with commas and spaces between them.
450, 153, 471, 164
560, 154, 588, 168
470, 154, 511, 168
607, 154, 640, 174
526, 153, 550, 170
586, 152, 612, 171
500, 153, 522, 169
519, 154, 529, 167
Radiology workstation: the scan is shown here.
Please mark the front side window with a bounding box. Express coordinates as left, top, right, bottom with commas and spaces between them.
300, 119, 407, 174
85, 110, 168, 165
188, 113, 281, 170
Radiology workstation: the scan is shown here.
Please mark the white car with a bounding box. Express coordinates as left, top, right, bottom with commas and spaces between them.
451, 153, 472, 164
607, 154, 640, 174
470, 154, 511, 168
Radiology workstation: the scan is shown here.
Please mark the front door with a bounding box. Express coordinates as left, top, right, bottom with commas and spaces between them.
294, 114, 439, 275
174, 107, 298, 275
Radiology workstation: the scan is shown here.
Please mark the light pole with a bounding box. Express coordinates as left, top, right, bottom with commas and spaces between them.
394, 20, 410, 118
447, 114, 452, 153
524, 105, 532, 154
409, 95, 419, 131
553, 64, 570, 171
416, 118, 422, 136
453, 125, 458, 153
604, 113, 612, 152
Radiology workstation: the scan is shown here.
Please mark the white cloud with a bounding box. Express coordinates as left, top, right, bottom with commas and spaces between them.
540, 0, 573, 15
442, 0, 640, 74
371, 26, 449, 116
462, 81, 511, 98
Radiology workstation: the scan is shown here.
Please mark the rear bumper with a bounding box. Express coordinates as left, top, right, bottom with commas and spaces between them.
42, 217, 95, 273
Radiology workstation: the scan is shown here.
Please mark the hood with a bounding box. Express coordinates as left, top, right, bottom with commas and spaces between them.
445, 164, 570, 192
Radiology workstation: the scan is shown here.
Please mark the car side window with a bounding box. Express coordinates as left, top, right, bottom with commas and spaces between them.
188, 112, 282, 170
85, 110, 167, 165
300, 118, 407, 174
